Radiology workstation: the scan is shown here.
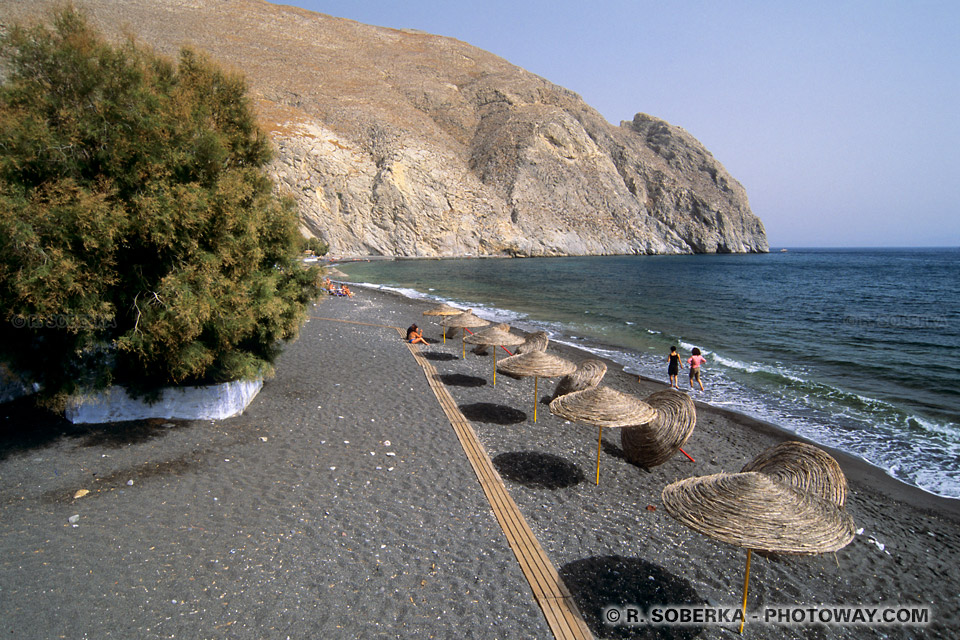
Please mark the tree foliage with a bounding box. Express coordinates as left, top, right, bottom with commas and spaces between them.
0, 7, 319, 408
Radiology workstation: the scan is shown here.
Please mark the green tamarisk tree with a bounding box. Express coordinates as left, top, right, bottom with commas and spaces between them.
0, 7, 319, 408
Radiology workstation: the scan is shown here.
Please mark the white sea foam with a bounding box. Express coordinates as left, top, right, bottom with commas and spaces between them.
345, 266, 960, 499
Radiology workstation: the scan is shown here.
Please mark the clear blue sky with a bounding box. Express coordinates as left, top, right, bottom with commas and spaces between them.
283, 1, 959, 247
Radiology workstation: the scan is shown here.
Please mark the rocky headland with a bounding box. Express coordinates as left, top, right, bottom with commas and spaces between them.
1, 0, 769, 257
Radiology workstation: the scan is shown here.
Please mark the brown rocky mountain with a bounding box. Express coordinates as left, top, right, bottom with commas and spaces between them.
1, 0, 768, 256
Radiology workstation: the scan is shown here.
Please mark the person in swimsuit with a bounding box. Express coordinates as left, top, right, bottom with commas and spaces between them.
406, 324, 428, 345
687, 347, 706, 391
667, 346, 683, 389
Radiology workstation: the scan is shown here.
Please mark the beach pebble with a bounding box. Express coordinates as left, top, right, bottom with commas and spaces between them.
383, 440, 391, 446
126, 480, 134, 486
867, 536, 887, 552
68, 514, 79, 524
386, 452, 396, 457
260, 436, 268, 442
73, 489, 90, 499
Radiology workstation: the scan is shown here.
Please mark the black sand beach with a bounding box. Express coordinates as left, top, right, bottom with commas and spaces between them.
1, 286, 958, 639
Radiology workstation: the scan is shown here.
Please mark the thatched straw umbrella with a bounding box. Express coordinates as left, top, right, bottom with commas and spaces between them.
551, 359, 607, 401
549, 386, 656, 485
515, 331, 549, 355
467, 323, 508, 356
662, 468, 855, 633
620, 389, 697, 468
441, 310, 490, 359
464, 324, 525, 385
497, 351, 576, 422
741, 440, 848, 507
423, 303, 463, 344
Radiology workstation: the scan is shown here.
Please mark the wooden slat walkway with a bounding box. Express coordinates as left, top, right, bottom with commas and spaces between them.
404, 337, 594, 640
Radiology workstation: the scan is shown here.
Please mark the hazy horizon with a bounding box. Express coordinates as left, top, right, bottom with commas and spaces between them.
283, 1, 958, 249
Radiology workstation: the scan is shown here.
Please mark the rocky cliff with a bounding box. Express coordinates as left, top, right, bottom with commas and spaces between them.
1, 0, 768, 256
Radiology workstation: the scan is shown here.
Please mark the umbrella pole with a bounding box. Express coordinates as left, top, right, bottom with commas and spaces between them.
533, 376, 539, 422
461, 334, 466, 359
595, 426, 603, 485
493, 347, 497, 386
739, 549, 752, 634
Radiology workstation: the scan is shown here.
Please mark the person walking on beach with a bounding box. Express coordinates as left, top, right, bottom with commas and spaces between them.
667, 346, 683, 389
406, 324, 429, 345
687, 347, 706, 391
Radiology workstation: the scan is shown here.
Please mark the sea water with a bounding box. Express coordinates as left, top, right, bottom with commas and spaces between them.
338, 249, 960, 498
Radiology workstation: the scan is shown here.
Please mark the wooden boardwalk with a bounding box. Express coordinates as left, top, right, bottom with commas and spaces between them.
404, 338, 594, 640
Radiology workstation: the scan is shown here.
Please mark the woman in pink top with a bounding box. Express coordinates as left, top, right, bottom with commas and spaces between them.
687, 347, 706, 391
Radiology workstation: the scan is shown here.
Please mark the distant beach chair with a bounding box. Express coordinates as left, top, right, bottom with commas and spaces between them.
551, 358, 607, 401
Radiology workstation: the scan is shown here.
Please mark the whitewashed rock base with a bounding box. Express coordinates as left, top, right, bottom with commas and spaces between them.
65, 379, 263, 424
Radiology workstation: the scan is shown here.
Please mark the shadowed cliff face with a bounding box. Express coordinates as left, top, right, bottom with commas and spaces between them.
1, 0, 768, 256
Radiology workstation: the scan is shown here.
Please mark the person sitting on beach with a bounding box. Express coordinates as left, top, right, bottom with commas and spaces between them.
406, 324, 429, 345
687, 347, 706, 391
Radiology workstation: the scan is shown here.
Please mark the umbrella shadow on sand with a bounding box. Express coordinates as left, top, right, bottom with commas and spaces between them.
439, 373, 487, 388
459, 402, 526, 425
559, 555, 705, 639
422, 351, 458, 362
492, 451, 585, 489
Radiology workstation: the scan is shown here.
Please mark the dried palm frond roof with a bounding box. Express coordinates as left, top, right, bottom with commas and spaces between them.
741, 441, 848, 507
662, 472, 855, 555
463, 324, 525, 346
441, 310, 490, 329
497, 351, 577, 378
621, 389, 697, 468
549, 385, 656, 428
423, 303, 463, 316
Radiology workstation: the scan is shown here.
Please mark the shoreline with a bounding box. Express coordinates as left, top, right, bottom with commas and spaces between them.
360, 286, 960, 638
3, 284, 958, 638
633, 370, 960, 517
348, 278, 960, 516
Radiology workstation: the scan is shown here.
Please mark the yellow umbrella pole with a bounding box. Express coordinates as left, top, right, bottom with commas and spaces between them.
739, 549, 752, 634
533, 376, 539, 422
595, 426, 603, 485
493, 347, 498, 386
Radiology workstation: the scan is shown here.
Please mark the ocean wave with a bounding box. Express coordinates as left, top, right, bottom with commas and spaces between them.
342, 264, 960, 499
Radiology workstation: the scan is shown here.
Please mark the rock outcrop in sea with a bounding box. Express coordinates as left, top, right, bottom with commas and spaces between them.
1, 0, 769, 256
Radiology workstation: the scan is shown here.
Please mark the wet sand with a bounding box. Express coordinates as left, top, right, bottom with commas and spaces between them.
1, 286, 957, 639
